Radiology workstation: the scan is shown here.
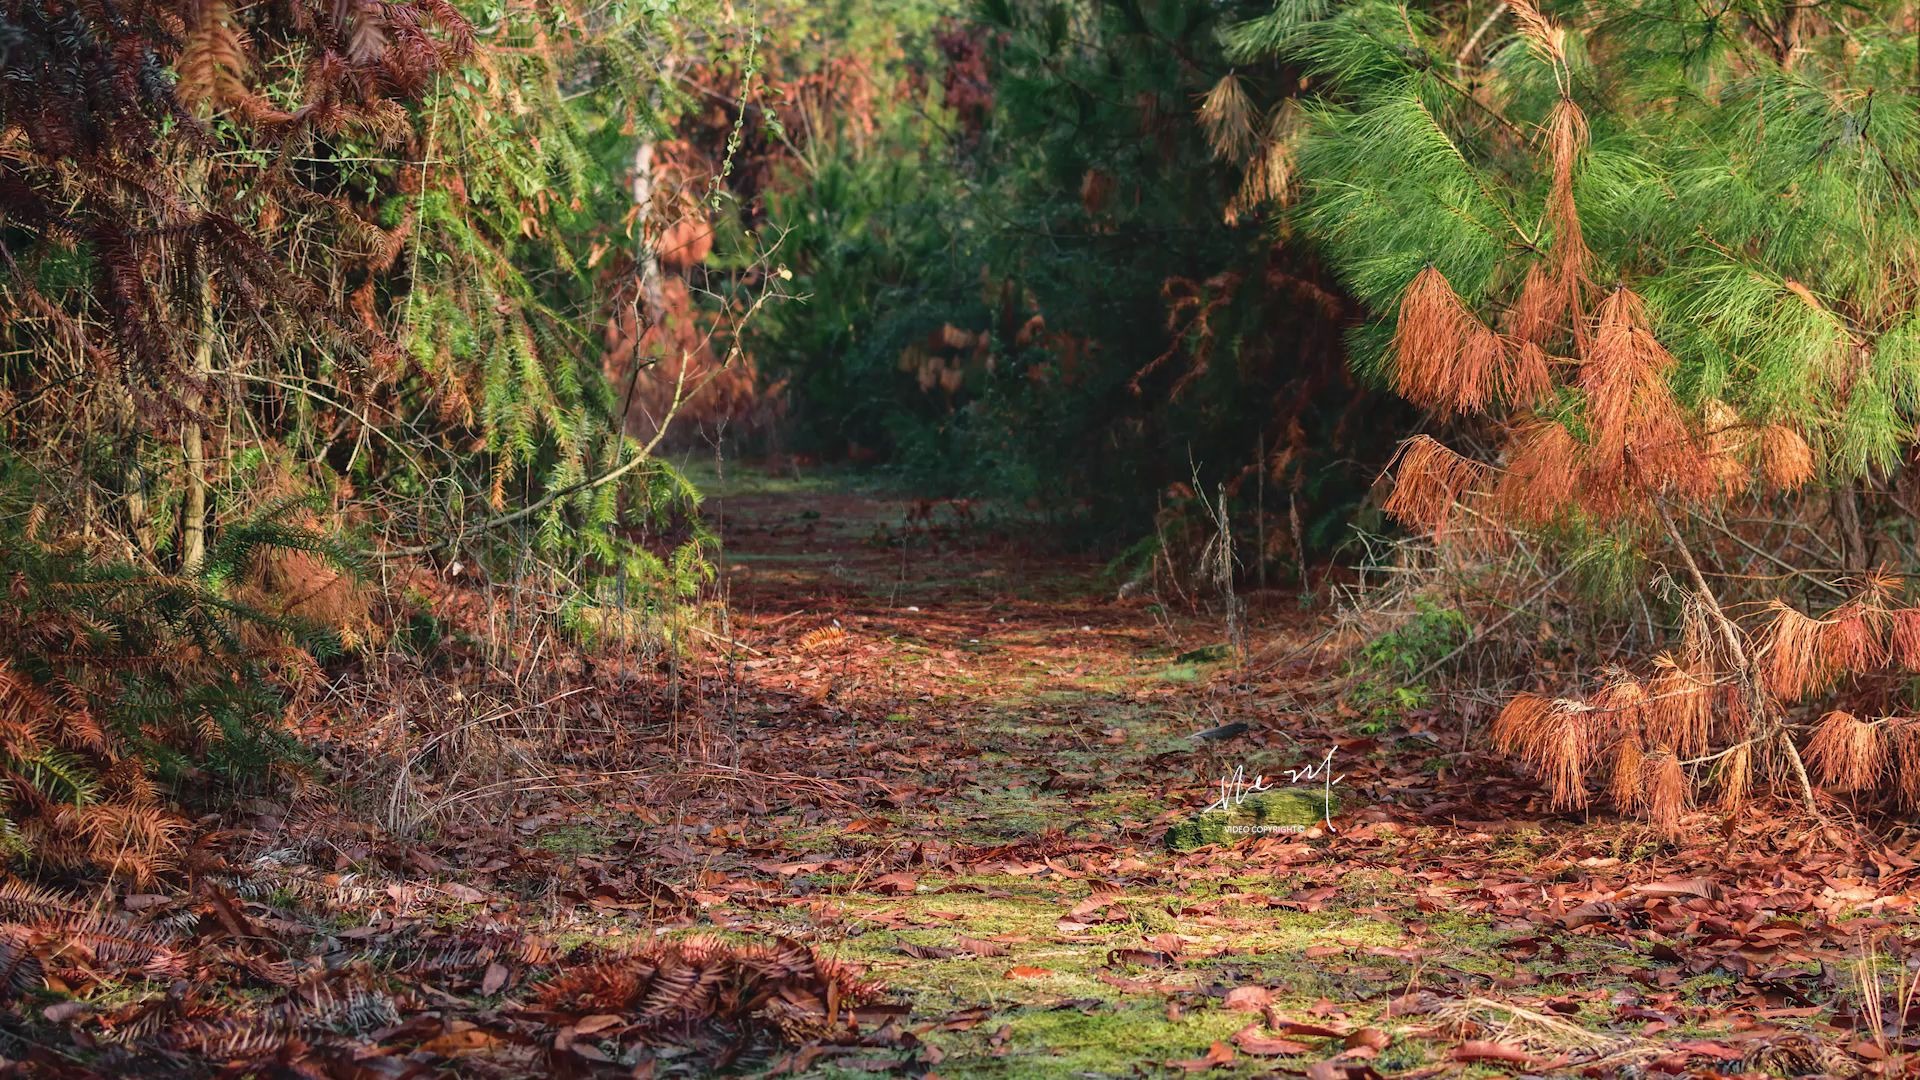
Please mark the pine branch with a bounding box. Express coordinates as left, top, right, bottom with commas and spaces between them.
1652, 497, 1824, 821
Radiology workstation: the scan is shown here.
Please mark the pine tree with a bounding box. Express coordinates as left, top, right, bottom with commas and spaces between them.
0, 0, 765, 876
1224, 0, 1920, 823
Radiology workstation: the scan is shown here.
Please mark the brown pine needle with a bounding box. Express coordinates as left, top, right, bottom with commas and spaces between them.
1539, 702, 1590, 811
1506, 263, 1563, 346
1646, 656, 1711, 758
1382, 435, 1485, 536
1505, 340, 1554, 407
1890, 609, 1920, 671
1609, 731, 1645, 815
1198, 73, 1257, 162
1718, 683, 1753, 738
1507, 0, 1567, 63
1805, 710, 1884, 791
1496, 418, 1581, 526
1392, 267, 1533, 414
1887, 719, 1920, 810
1644, 749, 1688, 833
1591, 675, 1648, 738
1821, 601, 1889, 673
1700, 398, 1753, 495
1760, 424, 1815, 491
1713, 741, 1753, 812
1581, 288, 1698, 496
1759, 600, 1836, 702
1543, 97, 1591, 310
1492, 692, 1554, 760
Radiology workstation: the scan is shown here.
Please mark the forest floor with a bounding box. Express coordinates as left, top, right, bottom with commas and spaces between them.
670, 466, 1917, 1078
15, 465, 1920, 1078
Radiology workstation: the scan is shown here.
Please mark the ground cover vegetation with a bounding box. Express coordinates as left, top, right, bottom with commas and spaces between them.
5, 0, 1920, 1076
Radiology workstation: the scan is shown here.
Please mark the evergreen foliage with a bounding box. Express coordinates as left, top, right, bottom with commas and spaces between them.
750, 0, 1408, 559
1237, 0, 1920, 820
0, 0, 767, 877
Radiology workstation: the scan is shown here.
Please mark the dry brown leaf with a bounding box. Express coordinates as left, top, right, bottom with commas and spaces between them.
1451, 1040, 1534, 1064
1167, 1040, 1235, 1072
1224, 986, 1272, 1011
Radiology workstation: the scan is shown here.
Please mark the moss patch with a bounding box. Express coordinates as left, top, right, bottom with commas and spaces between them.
1163, 788, 1336, 851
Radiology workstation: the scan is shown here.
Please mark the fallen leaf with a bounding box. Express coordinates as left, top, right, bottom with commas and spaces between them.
1224, 986, 1272, 1011
953, 935, 1009, 957
1341, 1026, 1389, 1058
1004, 965, 1053, 979
1557, 901, 1616, 929
441, 882, 487, 904
1344, 1027, 1389, 1052
421, 1026, 502, 1056
481, 962, 509, 995
1304, 1062, 1382, 1080
1270, 1018, 1349, 1039
1106, 947, 1175, 968
1232, 1023, 1310, 1056
1631, 876, 1719, 900
42, 1001, 90, 1023
1166, 1040, 1234, 1072
1451, 1040, 1534, 1064
870, 871, 920, 895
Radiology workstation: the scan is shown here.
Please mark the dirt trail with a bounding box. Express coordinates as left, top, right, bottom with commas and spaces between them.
673, 467, 1914, 1077
25, 467, 1909, 1077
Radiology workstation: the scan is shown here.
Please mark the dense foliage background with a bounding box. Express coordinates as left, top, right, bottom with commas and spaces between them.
0, 0, 777, 877
748, 0, 1410, 565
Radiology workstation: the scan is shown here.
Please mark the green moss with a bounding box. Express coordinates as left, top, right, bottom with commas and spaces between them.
1164, 788, 1336, 851
1153, 663, 1204, 683
926, 1002, 1246, 1078
532, 823, 613, 855
1174, 643, 1234, 664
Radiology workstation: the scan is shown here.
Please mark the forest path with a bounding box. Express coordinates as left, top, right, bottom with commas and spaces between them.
637, 464, 1903, 1077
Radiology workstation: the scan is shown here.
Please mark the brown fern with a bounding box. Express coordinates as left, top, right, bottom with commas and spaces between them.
538, 934, 883, 1046
796, 626, 849, 654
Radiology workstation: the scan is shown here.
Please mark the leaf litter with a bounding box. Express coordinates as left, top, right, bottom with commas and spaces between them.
6, 470, 1920, 1076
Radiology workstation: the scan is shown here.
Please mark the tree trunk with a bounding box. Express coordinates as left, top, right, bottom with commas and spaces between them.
631, 139, 665, 325
180, 255, 216, 574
